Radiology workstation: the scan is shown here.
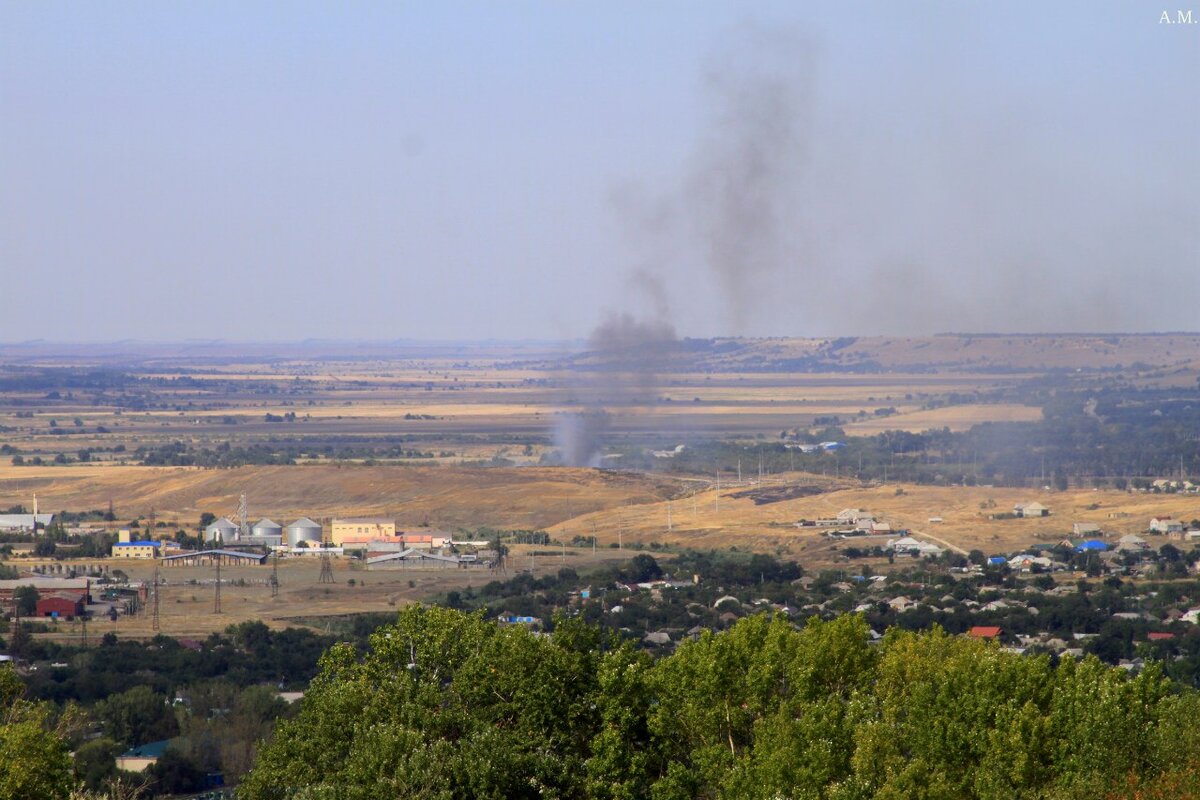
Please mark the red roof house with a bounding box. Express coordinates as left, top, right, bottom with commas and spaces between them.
968, 626, 1002, 639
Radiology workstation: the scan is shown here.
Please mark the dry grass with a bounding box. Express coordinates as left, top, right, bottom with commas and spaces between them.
843, 403, 1043, 434
0, 464, 682, 530
548, 479, 1200, 563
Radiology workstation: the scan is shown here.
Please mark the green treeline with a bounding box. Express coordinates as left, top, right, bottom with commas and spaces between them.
241, 607, 1200, 800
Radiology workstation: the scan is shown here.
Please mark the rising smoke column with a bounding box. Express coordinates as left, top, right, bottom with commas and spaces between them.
554, 308, 677, 466
691, 24, 814, 331
553, 25, 814, 466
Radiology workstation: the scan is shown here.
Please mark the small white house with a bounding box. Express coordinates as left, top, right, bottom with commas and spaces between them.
1072, 522, 1102, 536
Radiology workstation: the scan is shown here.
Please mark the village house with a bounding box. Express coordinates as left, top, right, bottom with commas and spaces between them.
1117, 533, 1150, 551
1149, 517, 1184, 535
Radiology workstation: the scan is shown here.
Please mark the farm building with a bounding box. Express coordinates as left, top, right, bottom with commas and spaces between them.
161, 549, 267, 566
0, 513, 54, 532
36, 592, 85, 619
1072, 522, 1102, 536
365, 550, 479, 570
0, 577, 91, 609
1013, 502, 1049, 518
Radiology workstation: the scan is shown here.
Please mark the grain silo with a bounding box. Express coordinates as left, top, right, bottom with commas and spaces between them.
285, 517, 324, 547
250, 518, 284, 546
205, 517, 239, 544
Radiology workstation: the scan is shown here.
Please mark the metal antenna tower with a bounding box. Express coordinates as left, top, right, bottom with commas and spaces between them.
270, 551, 280, 597
151, 563, 160, 632
318, 551, 334, 584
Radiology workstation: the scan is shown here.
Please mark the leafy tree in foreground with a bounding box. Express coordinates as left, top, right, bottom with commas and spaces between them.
241, 608, 1200, 800
0, 666, 73, 799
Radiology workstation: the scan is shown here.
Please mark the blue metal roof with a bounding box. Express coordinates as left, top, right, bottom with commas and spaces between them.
1075, 540, 1108, 551
114, 541, 160, 547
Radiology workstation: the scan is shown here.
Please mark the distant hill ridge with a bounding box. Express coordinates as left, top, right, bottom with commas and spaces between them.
557, 333, 1200, 374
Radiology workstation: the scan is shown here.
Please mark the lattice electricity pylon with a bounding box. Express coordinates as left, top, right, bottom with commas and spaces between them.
318, 552, 335, 584
237, 494, 249, 540
151, 564, 161, 632
270, 551, 280, 597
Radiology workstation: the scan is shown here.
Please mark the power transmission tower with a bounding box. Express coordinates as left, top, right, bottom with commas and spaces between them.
151, 563, 160, 632
214, 553, 222, 614
270, 551, 280, 597
237, 494, 249, 541
318, 552, 334, 584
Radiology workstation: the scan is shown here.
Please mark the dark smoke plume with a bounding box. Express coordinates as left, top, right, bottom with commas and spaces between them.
692, 25, 814, 330
553, 24, 813, 466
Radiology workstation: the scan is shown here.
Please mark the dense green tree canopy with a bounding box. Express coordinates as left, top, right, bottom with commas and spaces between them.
241, 607, 1200, 800
0, 667, 73, 799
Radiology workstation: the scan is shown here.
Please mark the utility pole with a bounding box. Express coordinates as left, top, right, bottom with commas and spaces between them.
318, 551, 334, 584
667, 500, 672, 533
214, 552, 222, 614
80, 608, 88, 647
151, 563, 160, 632
715, 471, 720, 513
270, 550, 280, 597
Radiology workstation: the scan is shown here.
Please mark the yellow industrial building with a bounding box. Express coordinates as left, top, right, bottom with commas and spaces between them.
330, 517, 396, 546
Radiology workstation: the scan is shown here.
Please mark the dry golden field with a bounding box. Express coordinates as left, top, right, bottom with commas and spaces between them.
548, 478, 1200, 562
0, 464, 682, 531
842, 403, 1043, 434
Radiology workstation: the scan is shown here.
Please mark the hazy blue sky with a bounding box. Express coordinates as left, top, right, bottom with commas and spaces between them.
1, 2, 1196, 342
